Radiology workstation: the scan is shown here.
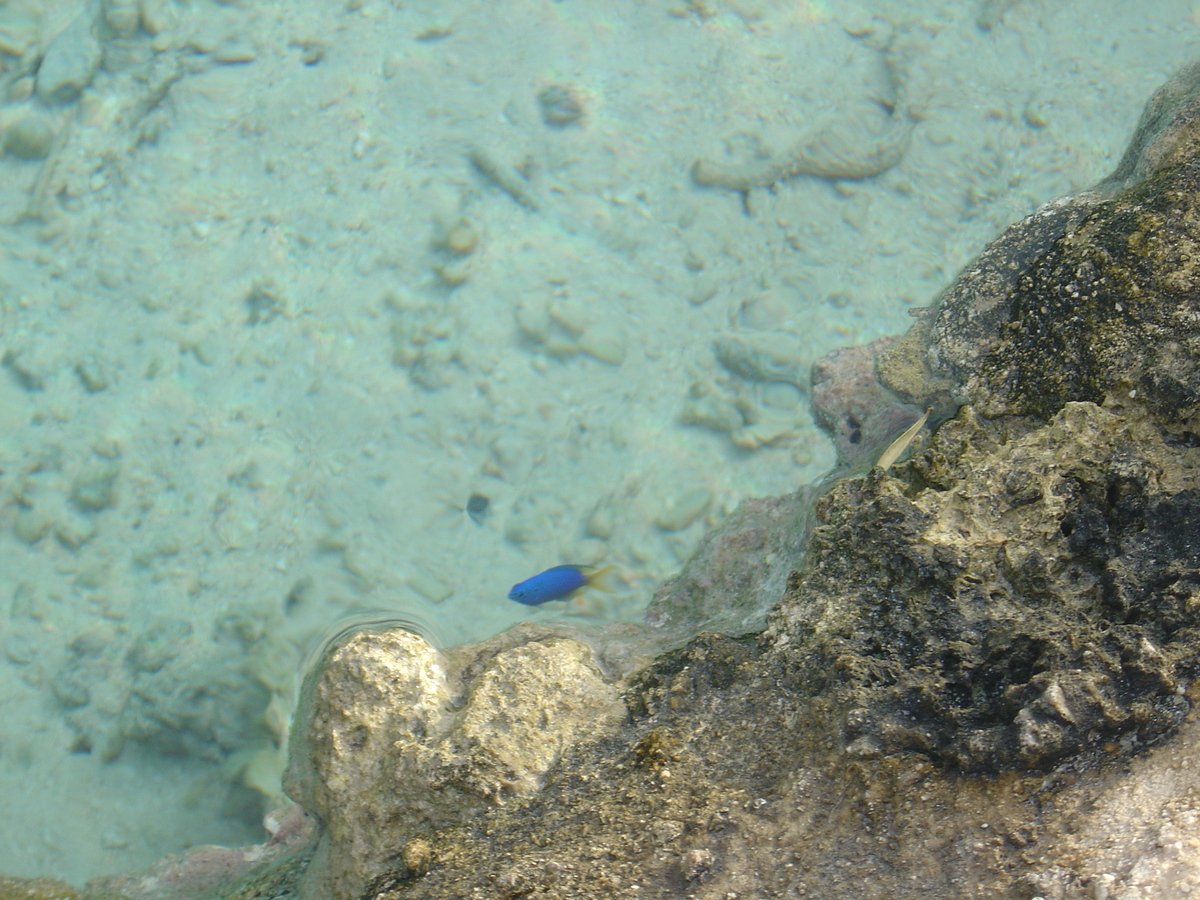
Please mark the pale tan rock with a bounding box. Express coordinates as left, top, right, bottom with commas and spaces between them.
1030, 715, 1200, 900
433, 639, 625, 799
285, 629, 450, 900
285, 627, 624, 900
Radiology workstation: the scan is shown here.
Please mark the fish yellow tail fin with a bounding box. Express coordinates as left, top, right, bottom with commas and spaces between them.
583, 564, 620, 594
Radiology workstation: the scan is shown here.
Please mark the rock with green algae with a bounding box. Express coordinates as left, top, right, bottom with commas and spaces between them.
0, 877, 81, 900
770, 58, 1200, 776
770, 400, 1200, 772
878, 59, 1200, 427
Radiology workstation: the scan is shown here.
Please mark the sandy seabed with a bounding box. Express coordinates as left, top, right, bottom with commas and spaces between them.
0, 0, 1197, 885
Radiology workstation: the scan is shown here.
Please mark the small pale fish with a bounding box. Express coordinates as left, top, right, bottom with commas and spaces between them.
508, 564, 617, 606
875, 407, 931, 472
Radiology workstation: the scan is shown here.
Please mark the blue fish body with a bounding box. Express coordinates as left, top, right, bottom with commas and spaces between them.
508, 564, 609, 606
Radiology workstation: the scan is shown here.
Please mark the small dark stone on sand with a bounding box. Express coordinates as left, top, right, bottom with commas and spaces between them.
538, 85, 585, 128
466, 492, 489, 524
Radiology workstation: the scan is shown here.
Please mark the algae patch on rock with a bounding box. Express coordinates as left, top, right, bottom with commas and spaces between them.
768, 401, 1200, 771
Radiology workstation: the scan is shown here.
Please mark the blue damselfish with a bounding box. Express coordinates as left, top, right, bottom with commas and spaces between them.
507, 564, 615, 606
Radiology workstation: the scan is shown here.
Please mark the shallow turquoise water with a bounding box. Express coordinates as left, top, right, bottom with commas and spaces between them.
0, 0, 1197, 885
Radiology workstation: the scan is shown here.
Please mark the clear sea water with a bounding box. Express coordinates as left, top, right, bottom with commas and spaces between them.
0, 0, 1197, 886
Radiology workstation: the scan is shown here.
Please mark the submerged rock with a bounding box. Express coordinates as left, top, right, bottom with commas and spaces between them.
771, 400, 1198, 772
282, 625, 627, 900
879, 61, 1200, 428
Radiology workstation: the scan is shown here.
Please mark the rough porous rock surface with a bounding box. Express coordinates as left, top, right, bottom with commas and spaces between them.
770, 400, 1200, 772
881, 60, 1200, 428
282, 625, 626, 900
